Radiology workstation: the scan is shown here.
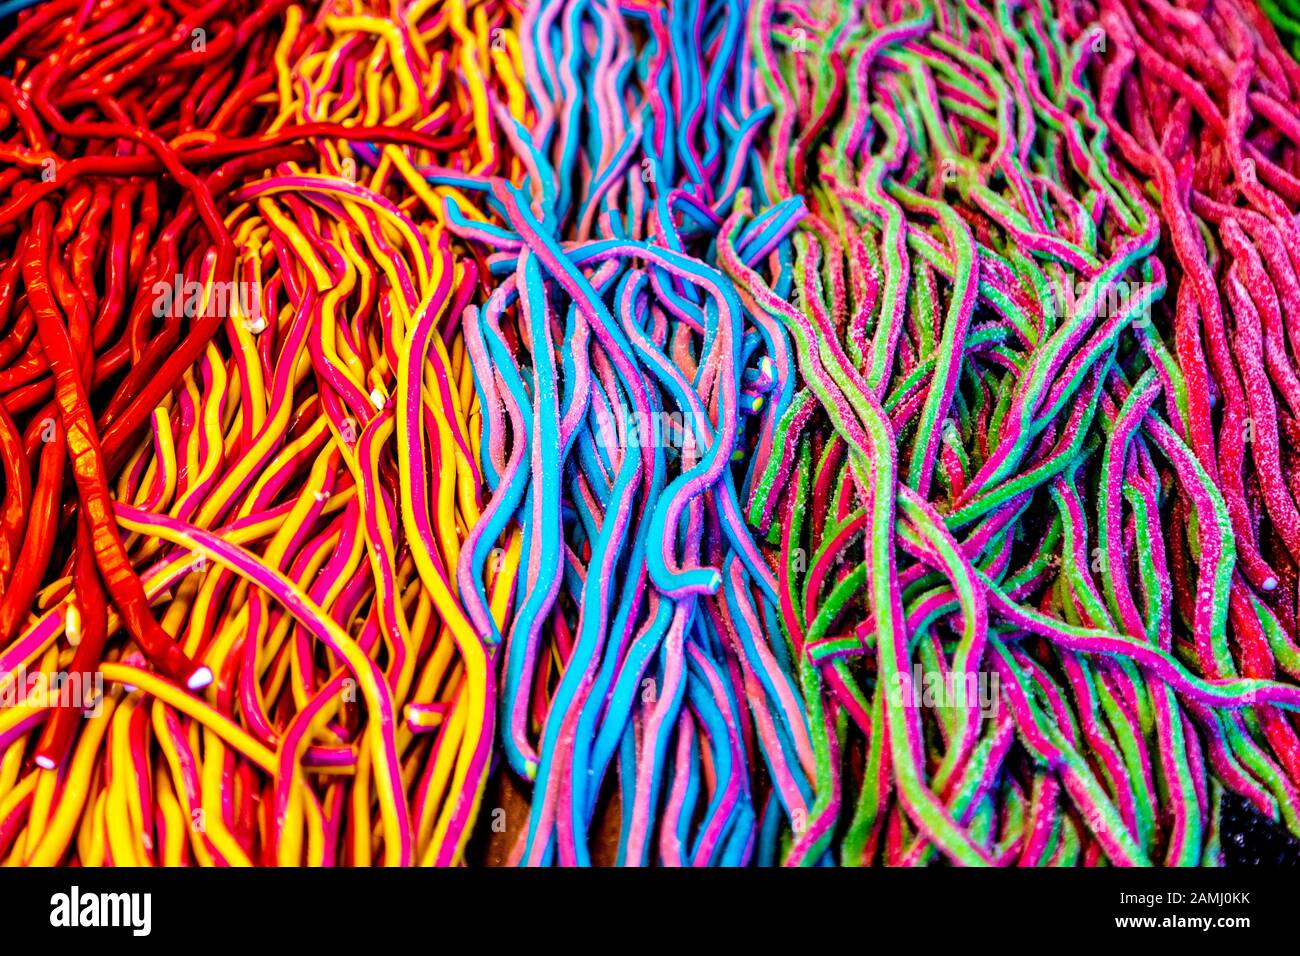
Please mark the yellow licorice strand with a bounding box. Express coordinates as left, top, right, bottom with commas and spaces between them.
0, 0, 530, 867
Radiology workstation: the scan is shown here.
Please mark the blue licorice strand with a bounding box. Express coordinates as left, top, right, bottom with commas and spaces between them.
428, 0, 1300, 868
454, 0, 799, 865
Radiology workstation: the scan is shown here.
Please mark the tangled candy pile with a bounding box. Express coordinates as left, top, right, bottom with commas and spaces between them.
3, 0, 1300, 867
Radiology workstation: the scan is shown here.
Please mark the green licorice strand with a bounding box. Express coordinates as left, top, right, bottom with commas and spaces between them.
995, 779, 1028, 860
1202, 782, 1225, 867
882, 325, 1011, 414
1135, 325, 1191, 445
858, 172, 911, 391
944, 368, 1110, 530
805, 507, 864, 619
837, 181, 1040, 346
1008, 247, 1059, 342
1115, 657, 1156, 750
1049, 473, 1114, 632
746, 0, 1300, 868
1141, 416, 1236, 679
1028, 279, 1167, 436
828, 457, 857, 524
842, 677, 890, 866
1152, 680, 1205, 867
1253, 595, 1300, 681
991, 640, 1151, 866
784, 436, 814, 645
1220, 714, 1300, 833
890, 188, 978, 497
897, 492, 988, 794
907, 716, 1013, 865
1122, 481, 1166, 646
1058, 655, 1138, 844
1094, 668, 1159, 854
749, 388, 817, 533
915, 636, 957, 743
787, 654, 837, 866
972, 247, 1157, 499
968, 796, 996, 852
1094, 376, 1203, 860
1260, 0, 1300, 54
907, 261, 937, 365
799, 238, 993, 865
806, 566, 867, 648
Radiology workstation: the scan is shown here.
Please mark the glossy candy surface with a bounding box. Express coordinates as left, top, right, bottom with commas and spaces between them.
2, 0, 1300, 867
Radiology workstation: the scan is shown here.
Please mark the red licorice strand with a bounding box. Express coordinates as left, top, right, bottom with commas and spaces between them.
0, 417, 63, 645
21, 203, 210, 690
33, 515, 110, 770
0, 120, 464, 233
0, 396, 30, 591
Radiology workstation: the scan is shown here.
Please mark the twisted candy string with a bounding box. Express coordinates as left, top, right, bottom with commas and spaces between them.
3, 0, 1300, 868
